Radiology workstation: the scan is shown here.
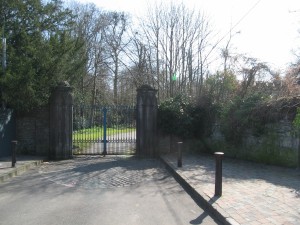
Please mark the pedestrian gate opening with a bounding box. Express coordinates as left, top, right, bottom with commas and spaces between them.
72, 105, 136, 155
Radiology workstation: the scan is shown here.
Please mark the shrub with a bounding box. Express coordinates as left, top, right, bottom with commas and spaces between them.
219, 93, 268, 145
157, 95, 216, 139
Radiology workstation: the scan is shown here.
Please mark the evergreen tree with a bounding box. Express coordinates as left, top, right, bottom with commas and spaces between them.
0, 0, 85, 111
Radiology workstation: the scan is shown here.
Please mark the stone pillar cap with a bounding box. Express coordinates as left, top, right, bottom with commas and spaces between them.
57, 81, 70, 87
214, 152, 224, 155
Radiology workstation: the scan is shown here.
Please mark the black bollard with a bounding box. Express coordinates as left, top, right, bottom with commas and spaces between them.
11, 141, 18, 168
214, 152, 224, 196
177, 142, 183, 167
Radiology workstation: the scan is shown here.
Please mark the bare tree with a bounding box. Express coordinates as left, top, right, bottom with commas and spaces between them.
103, 12, 130, 104
139, 2, 216, 100
72, 3, 110, 104
118, 29, 154, 88
138, 3, 163, 100
236, 56, 270, 98
71, 3, 113, 126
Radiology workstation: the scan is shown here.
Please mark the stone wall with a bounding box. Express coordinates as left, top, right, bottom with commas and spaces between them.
211, 119, 299, 167
273, 120, 298, 150
0, 108, 15, 157
157, 119, 299, 166
212, 119, 299, 153
15, 82, 73, 159
157, 133, 185, 155
16, 107, 49, 156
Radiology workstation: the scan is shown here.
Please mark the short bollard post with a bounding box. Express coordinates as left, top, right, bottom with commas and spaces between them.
11, 141, 18, 168
177, 142, 183, 167
214, 152, 224, 196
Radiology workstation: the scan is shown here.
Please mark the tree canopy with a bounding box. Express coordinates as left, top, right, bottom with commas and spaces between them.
0, 0, 85, 111
0, 0, 299, 113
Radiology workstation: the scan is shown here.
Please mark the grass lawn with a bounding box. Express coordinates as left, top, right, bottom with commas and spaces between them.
73, 127, 136, 153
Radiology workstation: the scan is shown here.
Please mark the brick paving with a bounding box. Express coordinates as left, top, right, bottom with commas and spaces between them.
161, 153, 300, 225
0, 155, 168, 188
37, 155, 167, 189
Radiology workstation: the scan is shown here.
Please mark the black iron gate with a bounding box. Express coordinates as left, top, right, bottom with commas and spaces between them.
72, 105, 136, 155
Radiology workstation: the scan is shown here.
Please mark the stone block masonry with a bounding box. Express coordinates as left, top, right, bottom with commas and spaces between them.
211, 119, 299, 167
0, 108, 15, 157
16, 107, 49, 156
15, 81, 73, 159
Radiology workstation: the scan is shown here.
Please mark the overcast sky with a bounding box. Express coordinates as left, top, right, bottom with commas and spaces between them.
68, 0, 300, 71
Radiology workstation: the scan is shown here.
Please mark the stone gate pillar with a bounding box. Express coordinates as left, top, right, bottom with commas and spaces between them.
49, 81, 73, 160
136, 85, 158, 157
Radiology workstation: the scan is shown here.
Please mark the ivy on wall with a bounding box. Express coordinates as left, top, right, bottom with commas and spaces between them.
157, 95, 216, 139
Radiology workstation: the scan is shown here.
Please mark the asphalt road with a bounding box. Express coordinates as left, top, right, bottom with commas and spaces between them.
0, 156, 220, 225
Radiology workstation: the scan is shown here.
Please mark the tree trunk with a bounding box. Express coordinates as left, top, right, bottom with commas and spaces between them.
113, 59, 118, 104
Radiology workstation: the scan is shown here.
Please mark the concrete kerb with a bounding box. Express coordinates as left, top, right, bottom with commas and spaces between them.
0, 159, 44, 184
160, 156, 233, 225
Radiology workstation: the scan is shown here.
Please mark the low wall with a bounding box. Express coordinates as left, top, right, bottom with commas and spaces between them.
16, 107, 49, 156
0, 108, 15, 157
212, 120, 299, 152
157, 119, 299, 167
210, 119, 299, 167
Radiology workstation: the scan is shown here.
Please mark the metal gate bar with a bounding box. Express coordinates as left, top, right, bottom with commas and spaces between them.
72, 105, 136, 155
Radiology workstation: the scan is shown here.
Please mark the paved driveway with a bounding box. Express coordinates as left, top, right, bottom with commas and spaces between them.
0, 156, 220, 225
